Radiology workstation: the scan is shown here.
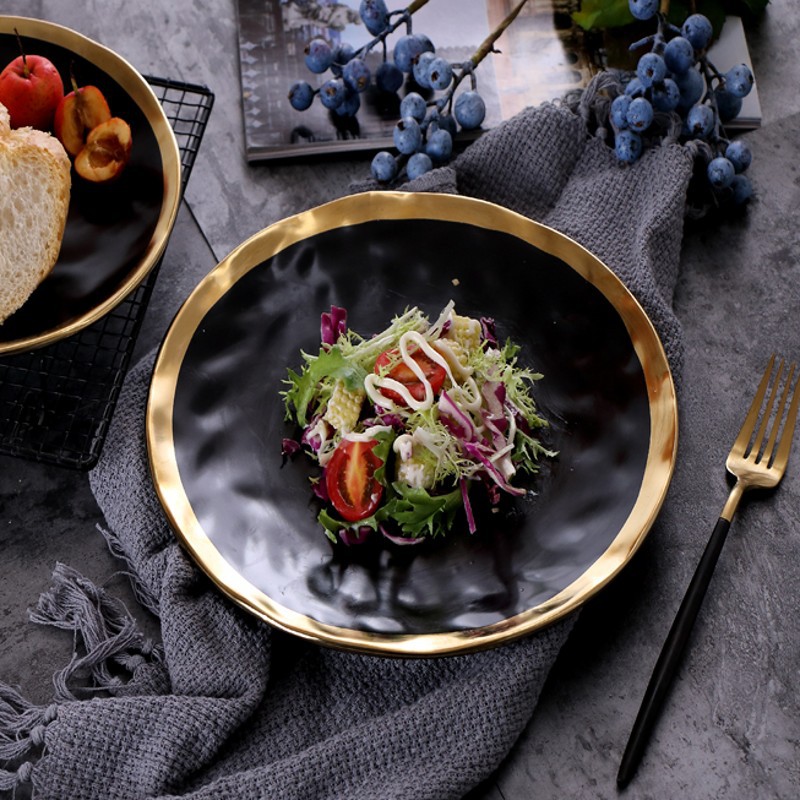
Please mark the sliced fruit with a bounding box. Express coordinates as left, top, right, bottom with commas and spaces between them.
73, 116, 132, 182
54, 84, 111, 156
325, 438, 384, 522
374, 346, 446, 405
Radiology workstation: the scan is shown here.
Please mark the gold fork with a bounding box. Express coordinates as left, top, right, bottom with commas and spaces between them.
617, 354, 800, 789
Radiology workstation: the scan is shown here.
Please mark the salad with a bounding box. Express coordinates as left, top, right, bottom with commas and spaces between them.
281, 301, 555, 545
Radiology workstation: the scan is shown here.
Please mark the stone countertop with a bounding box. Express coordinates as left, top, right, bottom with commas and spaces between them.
1, 2, 799, 798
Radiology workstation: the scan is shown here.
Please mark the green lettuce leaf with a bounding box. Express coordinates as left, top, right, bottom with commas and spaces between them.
282, 346, 366, 427
377, 483, 462, 539
318, 507, 380, 543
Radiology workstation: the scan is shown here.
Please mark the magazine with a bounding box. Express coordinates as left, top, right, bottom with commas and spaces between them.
235, 1, 760, 162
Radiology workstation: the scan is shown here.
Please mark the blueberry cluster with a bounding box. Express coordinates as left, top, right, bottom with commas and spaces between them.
287, 0, 487, 184
613, 1, 755, 206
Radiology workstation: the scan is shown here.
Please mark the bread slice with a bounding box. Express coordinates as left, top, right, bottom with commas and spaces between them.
0, 101, 71, 325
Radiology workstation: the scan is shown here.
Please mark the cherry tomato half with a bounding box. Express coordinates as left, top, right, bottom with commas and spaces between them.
374, 347, 446, 405
325, 438, 384, 522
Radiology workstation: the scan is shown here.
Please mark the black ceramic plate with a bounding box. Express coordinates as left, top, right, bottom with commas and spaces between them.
147, 192, 678, 656
0, 16, 181, 354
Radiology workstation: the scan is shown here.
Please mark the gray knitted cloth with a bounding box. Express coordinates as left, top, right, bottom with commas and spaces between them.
0, 83, 694, 799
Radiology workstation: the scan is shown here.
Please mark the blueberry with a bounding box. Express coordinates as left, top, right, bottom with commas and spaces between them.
707, 156, 735, 189
686, 103, 715, 138
725, 140, 752, 172
394, 34, 433, 73
288, 81, 314, 111
412, 51, 436, 89
725, 64, 754, 98
425, 127, 453, 164
343, 58, 371, 92
624, 77, 644, 98
674, 68, 704, 111
304, 38, 334, 74
454, 90, 486, 130
626, 96, 654, 132
407, 152, 433, 180
682, 14, 713, 51
615, 130, 643, 163
651, 78, 680, 112
334, 88, 361, 117
714, 89, 743, 123
371, 150, 398, 183
319, 78, 346, 110
610, 95, 631, 129
331, 42, 355, 77
400, 92, 427, 122
664, 36, 695, 75
730, 174, 753, 205
427, 57, 453, 91
430, 111, 457, 137
628, 0, 659, 21
375, 61, 403, 93
637, 52, 667, 88
416, 34, 435, 54
393, 116, 422, 154
359, 0, 390, 35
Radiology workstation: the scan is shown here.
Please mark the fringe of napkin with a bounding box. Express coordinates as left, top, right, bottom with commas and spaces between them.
0, 558, 167, 792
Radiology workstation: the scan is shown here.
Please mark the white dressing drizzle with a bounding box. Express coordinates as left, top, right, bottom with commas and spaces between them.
364, 373, 423, 411
368, 329, 484, 411
392, 426, 445, 462
431, 338, 473, 381
393, 433, 414, 461
344, 425, 394, 443
365, 330, 446, 411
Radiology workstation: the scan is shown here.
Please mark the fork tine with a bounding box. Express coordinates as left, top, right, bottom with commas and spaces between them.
734, 354, 776, 457
755, 358, 787, 462
770, 363, 800, 472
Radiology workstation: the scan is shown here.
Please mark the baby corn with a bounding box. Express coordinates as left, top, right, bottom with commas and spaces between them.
323, 381, 365, 432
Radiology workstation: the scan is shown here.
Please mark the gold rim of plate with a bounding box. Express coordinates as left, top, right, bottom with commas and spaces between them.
147, 191, 678, 657
0, 16, 182, 355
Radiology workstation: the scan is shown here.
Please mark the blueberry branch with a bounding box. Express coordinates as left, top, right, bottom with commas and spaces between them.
436, 0, 530, 116
615, 3, 754, 211
469, 0, 531, 68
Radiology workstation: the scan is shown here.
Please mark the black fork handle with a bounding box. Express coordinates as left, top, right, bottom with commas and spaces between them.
617, 516, 732, 789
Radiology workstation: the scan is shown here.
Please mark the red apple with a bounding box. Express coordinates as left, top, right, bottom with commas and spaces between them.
54, 82, 112, 156
74, 116, 132, 182
0, 50, 64, 130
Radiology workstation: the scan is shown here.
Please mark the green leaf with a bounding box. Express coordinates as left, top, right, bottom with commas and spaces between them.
318, 507, 379, 543
282, 346, 366, 427
377, 483, 462, 538
371, 430, 396, 487
572, 0, 634, 30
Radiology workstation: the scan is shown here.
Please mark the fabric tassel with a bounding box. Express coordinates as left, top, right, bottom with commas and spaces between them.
574, 68, 620, 129
0, 684, 57, 737
96, 524, 162, 616
0, 722, 47, 760
0, 685, 59, 792
28, 563, 163, 701
0, 761, 34, 792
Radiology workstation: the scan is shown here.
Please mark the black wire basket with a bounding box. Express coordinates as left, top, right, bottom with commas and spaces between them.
0, 77, 214, 470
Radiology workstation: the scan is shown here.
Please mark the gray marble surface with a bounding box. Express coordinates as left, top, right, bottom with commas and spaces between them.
2, 2, 799, 798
